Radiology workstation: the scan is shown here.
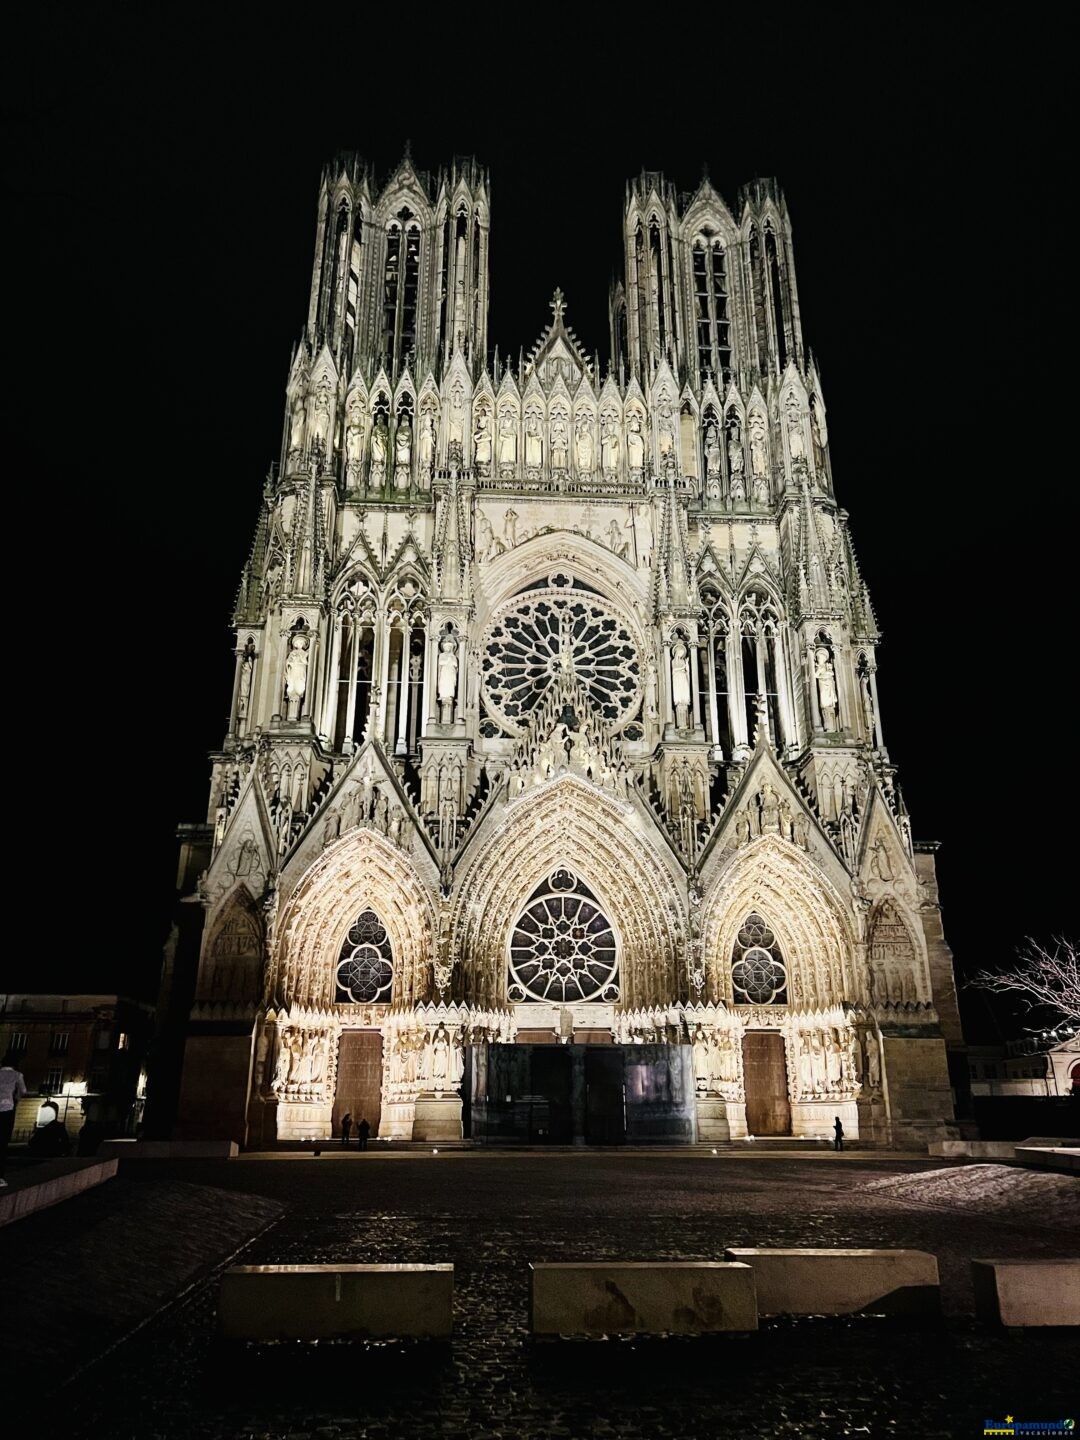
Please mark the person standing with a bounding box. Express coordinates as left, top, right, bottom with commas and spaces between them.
0, 1051, 28, 1186
833, 1116, 845, 1152
356, 1117, 370, 1151
340, 1112, 352, 1147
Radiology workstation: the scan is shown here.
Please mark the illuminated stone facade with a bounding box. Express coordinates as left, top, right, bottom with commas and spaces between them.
172, 152, 962, 1147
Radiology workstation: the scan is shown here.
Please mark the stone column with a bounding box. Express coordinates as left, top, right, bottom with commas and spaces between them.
707, 634, 722, 755
319, 616, 342, 744
394, 636, 409, 756
342, 623, 360, 752
729, 631, 749, 750
689, 639, 703, 729
807, 642, 823, 731
869, 665, 885, 750
775, 628, 796, 750
375, 614, 392, 741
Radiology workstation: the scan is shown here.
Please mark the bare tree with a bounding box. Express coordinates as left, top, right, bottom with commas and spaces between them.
969, 936, 1080, 1026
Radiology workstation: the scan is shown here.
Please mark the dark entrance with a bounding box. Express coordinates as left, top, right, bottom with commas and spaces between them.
741, 1031, 791, 1135
332, 1030, 383, 1139
468, 1044, 693, 1144
585, 1048, 626, 1145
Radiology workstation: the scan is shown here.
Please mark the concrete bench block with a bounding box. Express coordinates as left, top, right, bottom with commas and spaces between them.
101, 1140, 239, 1159
927, 1140, 1017, 1159
218, 1263, 453, 1340
724, 1247, 940, 1316
529, 1262, 757, 1336
0, 1157, 118, 1226
972, 1259, 1080, 1327
1014, 1146, 1079, 1174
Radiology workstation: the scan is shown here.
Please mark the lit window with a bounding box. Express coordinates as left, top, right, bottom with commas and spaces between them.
9, 1032, 28, 1053
42, 1068, 63, 1094
117, 1033, 130, 1051
49, 1032, 70, 1055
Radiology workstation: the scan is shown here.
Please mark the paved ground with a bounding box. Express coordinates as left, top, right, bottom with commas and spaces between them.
23, 1152, 1080, 1439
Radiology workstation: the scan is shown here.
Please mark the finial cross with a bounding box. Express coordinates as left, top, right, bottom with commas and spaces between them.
550, 288, 566, 325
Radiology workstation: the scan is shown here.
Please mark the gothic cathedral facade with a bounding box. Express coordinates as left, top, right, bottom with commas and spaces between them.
170, 152, 962, 1147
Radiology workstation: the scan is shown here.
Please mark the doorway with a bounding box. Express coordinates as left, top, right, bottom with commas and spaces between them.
741, 1031, 791, 1135
584, 1048, 626, 1145
333, 1030, 383, 1139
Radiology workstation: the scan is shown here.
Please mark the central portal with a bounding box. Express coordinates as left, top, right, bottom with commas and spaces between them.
741, 1031, 791, 1135
468, 1043, 694, 1144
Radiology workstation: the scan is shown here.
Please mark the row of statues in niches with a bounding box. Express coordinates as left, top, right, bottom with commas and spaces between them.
287, 381, 829, 500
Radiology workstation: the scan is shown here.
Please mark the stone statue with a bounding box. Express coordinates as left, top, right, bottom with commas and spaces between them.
692, 1025, 710, 1091
498, 409, 517, 466
289, 395, 306, 452
645, 654, 659, 720
814, 646, 838, 731
473, 410, 492, 467
370, 417, 388, 481
430, 1023, 450, 1088
825, 1029, 842, 1089
786, 396, 805, 460
373, 789, 389, 833
284, 632, 309, 720
419, 410, 436, 474
550, 414, 569, 469
861, 674, 876, 742
345, 411, 365, 467
865, 1034, 881, 1090
575, 414, 594, 472
447, 384, 465, 452
797, 1034, 814, 1097
760, 782, 780, 833
476, 509, 498, 561
310, 1034, 329, 1086
727, 419, 744, 475
792, 811, 809, 848
601, 413, 619, 471
735, 808, 751, 845
237, 642, 254, 720
524, 410, 543, 469
671, 641, 691, 729
310, 384, 331, 450
869, 837, 894, 882
394, 415, 412, 489
272, 1034, 291, 1090
749, 411, 768, 478
626, 413, 645, 471
437, 635, 459, 723
704, 422, 722, 481
254, 1030, 269, 1089
657, 400, 676, 458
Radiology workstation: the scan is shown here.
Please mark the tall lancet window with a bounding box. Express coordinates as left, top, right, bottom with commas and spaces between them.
739, 588, 782, 745
634, 222, 648, 362
748, 226, 769, 367
437, 210, 451, 356
344, 209, 363, 344
649, 218, 666, 348
383, 207, 420, 374
692, 234, 732, 383
765, 224, 788, 369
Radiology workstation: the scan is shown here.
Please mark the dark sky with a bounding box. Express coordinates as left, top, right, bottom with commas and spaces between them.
9, 9, 1074, 1038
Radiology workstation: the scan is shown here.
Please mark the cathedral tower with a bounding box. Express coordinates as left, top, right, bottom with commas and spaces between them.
165, 152, 962, 1151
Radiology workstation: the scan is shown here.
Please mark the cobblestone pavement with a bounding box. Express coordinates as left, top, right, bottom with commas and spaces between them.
39, 1154, 1080, 1439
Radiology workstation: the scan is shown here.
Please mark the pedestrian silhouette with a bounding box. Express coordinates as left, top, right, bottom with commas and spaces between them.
357, 1117, 371, 1150
833, 1116, 845, 1152
341, 1112, 352, 1146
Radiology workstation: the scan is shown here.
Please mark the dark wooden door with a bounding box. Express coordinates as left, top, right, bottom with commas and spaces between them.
333, 1030, 383, 1139
585, 1048, 626, 1145
741, 1031, 791, 1136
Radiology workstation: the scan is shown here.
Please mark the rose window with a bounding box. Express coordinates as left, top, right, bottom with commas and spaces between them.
730, 912, 788, 1004
481, 583, 640, 734
508, 868, 619, 1003
336, 909, 394, 1003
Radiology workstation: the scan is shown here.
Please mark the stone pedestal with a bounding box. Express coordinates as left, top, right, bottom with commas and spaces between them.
857, 1096, 889, 1143
696, 1094, 743, 1140
790, 1098, 859, 1140
379, 1100, 416, 1140
276, 1100, 333, 1141
412, 1093, 463, 1141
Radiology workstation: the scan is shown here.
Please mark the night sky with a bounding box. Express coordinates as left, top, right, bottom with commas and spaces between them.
9, 10, 1073, 1039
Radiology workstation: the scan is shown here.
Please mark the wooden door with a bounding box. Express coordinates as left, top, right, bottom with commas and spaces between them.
333, 1030, 383, 1139
741, 1031, 791, 1136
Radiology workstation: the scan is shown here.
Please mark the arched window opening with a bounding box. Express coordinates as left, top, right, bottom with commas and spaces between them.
740, 589, 782, 743
401, 222, 421, 366
649, 218, 666, 348
508, 868, 618, 1004
693, 234, 732, 383
700, 585, 733, 757
345, 209, 363, 342
383, 225, 402, 369
336, 909, 394, 1003
471, 212, 483, 339
331, 202, 350, 338
731, 912, 788, 1004
748, 226, 768, 367
437, 211, 451, 356
765, 224, 787, 369
634, 222, 648, 363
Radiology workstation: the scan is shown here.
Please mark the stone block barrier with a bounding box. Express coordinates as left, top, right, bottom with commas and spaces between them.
529, 1261, 758, 1336
101, 1140, 239, 1159
0, 1157, 118, 1227
972, 1259, 1080, 1327
218, 1263, 454, 1340
724, 1247, 940, 1316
